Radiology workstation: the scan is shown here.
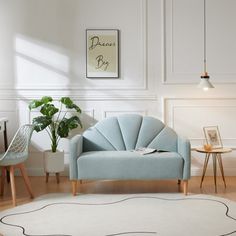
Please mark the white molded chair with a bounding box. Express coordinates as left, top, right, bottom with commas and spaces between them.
0, 124, 34, 206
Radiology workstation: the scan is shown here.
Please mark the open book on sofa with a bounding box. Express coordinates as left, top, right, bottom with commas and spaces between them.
132, 147, 157, 155
132, 147, 169, 155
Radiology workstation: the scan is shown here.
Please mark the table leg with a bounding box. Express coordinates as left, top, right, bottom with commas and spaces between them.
212, 153, 217, 193
3, 121, 8, 151
217, 153, 226, 188
3, 121, 10, 183
200, 152, 210, 188
46, 172, 49, 183
56, 173, 60, 184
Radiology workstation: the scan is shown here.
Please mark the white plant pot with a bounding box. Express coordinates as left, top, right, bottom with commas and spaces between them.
44, 150, 64, 173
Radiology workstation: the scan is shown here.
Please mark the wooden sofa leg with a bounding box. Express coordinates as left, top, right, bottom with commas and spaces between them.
71, 180, 78, 196
183, 180, 188, 195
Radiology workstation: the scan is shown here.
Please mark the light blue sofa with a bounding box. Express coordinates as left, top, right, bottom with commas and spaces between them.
69, 114, 191, 195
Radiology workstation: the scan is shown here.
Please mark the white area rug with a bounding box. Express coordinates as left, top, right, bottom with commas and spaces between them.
0, 193, 236, 236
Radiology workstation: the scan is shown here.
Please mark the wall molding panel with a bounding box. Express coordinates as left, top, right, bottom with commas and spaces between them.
0, 90, 158, 101
103, 110, 148, 119
163, 97, 236, 176
162, 0, 236, 84
7, 93, 157, 101
163, 97, 236, 145
162, 0, 201, 84
14, 0, 149, 91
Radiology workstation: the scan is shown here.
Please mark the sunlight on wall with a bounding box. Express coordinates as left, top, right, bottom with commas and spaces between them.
13, 35, 74, 160
15, 35, 69, 72
14, 35, 70, 89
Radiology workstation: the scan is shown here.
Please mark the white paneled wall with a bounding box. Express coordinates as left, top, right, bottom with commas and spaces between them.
13, 0, 148, 91
164, 0, 236, 84
0, 0, 236, 176
164, 98, 236, 176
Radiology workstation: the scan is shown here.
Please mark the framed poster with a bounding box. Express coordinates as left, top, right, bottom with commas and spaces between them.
203, 126, 223, 149
86, 29, 119, 78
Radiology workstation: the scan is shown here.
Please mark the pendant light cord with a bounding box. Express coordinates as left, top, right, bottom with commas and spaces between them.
203, 0, 207, 73
199, 0, 214, 88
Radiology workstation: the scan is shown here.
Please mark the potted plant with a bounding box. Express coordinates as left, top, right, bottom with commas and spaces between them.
28, 96, 82, 182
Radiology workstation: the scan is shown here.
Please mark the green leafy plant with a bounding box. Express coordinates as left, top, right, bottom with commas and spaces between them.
29, 96, 82, 153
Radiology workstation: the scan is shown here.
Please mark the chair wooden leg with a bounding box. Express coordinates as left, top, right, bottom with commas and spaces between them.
19, 164, 34, 199
183, 180, 188, 195
9, 166, 16, 206
71, 180, 78, 196
0, 167, 6, 196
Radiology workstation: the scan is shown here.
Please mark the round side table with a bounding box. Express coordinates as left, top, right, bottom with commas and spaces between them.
195, 147, 232, 193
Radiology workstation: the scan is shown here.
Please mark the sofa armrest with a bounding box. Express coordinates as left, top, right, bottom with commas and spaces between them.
178, 136, 191, 180
69, 134, 83, 180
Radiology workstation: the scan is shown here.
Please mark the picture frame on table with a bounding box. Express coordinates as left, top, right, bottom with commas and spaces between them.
203, 126, 223, 149
86, 29, 119, 78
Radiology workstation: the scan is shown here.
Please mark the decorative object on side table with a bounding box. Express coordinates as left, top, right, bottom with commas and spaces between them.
203, 126, 222, 149
197, 125, 231, 193
28, 96, 82, 183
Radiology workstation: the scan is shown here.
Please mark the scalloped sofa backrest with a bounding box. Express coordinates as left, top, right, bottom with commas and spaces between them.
82, 114, 178, 152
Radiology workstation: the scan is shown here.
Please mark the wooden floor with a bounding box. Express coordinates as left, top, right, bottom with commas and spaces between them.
1, 176, 236, 211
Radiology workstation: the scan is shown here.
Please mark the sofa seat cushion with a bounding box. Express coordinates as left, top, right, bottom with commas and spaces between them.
77, 151, 184, 180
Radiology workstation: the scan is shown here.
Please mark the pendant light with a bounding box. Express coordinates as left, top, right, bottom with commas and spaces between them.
198, 0, 214, 91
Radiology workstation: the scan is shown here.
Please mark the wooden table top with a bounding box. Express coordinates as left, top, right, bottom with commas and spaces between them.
195, 147, 232, 154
